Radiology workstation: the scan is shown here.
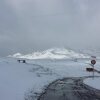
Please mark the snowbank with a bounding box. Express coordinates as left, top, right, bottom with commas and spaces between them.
84, 77, 100, 90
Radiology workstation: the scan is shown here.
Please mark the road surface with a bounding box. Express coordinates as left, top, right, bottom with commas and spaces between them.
38, 76, 100, 100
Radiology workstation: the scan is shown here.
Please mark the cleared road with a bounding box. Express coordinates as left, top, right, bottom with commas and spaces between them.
38, 77, 100, 100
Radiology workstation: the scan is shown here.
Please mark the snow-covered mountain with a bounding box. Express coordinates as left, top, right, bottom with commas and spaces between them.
8, 48, 89, 59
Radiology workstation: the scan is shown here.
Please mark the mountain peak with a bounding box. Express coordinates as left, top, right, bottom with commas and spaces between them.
8, 48, 89, 59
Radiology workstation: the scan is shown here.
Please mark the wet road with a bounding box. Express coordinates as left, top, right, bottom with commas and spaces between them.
38, 77, 100, 100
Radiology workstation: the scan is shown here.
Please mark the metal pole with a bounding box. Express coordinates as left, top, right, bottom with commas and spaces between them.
93, 65, 94, 79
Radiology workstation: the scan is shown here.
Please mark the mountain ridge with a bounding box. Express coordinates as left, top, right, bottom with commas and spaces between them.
8, 48, 89, 59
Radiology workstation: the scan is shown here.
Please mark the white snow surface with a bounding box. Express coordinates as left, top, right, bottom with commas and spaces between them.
0, 57, 100, 100
8, 48, 89, 59
84, 61, 100, 90
84, 78, 100, 90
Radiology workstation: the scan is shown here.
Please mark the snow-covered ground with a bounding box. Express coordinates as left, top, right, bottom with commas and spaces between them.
0, 55, 100, 100
84, 77, 100, 90
84, 60, 100, 90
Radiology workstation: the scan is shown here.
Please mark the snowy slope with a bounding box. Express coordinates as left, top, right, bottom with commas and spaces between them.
78, 48, 100, 58
9, 48, 89, 59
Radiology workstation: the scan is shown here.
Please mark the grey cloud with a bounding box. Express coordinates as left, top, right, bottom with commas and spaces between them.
0, 0, 100, 56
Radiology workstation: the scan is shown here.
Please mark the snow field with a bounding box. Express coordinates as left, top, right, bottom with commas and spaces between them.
0, 58, 100, 100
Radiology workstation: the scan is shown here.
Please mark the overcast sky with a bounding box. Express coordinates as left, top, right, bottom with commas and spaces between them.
0, 0, 100, 56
